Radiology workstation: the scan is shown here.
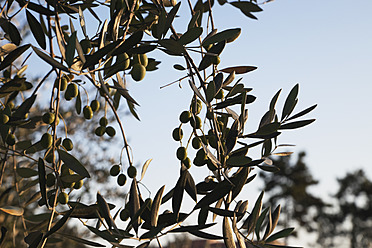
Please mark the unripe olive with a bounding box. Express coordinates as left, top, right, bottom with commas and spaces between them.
40, 133, 53, 149
172, 127, 183, 141
80, 39, 91, 54
117, 173, 127, 186
183, 157, 191, 169
116, 53, 130, 70
42, 112, 55, 125
99, 117, 108, 127
0, 113, 9, 124
127, 166, 137, 178
120, 208, 130, 221
176, 146, 187, 161
62, 138, 73, 151
190, 116, 202, 129
83, 106, 93, 120
133, 54, 148, 67
90, 100, 100, 112
192, 137, 202, 149
95, 126, 106, 136
211, 56, 220, 65
110, 164, 121, 176
215, 89, 224, 99
46, 173, 56, 187
6, 134, 15, 146
105, 126, 116, 137
73, 179, 83, 189
179, 110, 191, 123
65, 83, 78, 100
57, 192, 69, 205
130, 63, 146, 82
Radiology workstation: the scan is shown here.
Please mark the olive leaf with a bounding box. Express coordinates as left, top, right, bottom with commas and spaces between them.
26, 10, 46, 49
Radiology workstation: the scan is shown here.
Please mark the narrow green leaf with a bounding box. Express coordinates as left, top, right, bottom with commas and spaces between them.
140, 159, 152, 181
163, 2, 181, 36
256, 122, 280, 136
57, 149, 90, 178
226, 156, 252, 167
26, 10, 46, 49
44, 207, 74, 238
13, 94, 36, 119
232, 215, 246, 248
187, 10, 200, 30
158, 39, 185, 55
281, 84, 299, 121
255, 207, 269, 241
208, 207, 243, 218
16, 167, 38, 178
223, 217, 236, 248
24, 231, 43, 248
0, 227, 7, 245
220, 66, 257, 74
206, 80, 216, 103
189, 80, 208, 105
0, 206, 24, 216
287, 104, 317, 121
65, 31, 77, 67
0, 44, 31, 71
82, 40, 121, 69
194, 180, 232, 209
151, 185, 165, 227
55, 232, 105, 247
198, 207, 208, 226
178, 27, 203, 45
37, 158, 48, 208
185, 171, 197, 202
97, 192, 116, 230
169, 223, 216, 233
0, 19, 21, 45
203, 28, 241, 46
129, 179, 140, 234
266, 228, 295, 243
172, 169, 187, 219
279, 119, 315, 130
188, 230, 224, 240
173, 64, 185, 70
32, 46, 69, 72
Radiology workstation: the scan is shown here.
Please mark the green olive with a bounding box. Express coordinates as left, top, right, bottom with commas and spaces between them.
127, 166, 137, 178
83, 106, 93, 120
176, 146, 187, 161
62, 138, 73, 151
110, 164, 121, 176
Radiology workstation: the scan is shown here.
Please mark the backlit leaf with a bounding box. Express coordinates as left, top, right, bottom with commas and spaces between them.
0, 44, 31, 71
279, 119, 315, 130
223, 217, 236, 248
0, 206, 24, 216
26, 10, 46, 49
57, 149, 90, 178
151, 185, 165, 227
281, 84, 299, 121
32, 46, 69, 72
179, 27, 203, 45
220, 66, 257, 74
203, 28, 241, 45
266, 228, 295, 243
17, 167, 38, 178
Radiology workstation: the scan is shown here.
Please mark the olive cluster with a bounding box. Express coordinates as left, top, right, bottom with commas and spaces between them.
109, 164, 137, 187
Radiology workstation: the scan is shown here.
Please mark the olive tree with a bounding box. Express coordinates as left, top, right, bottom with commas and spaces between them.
0, 0, 317, 247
